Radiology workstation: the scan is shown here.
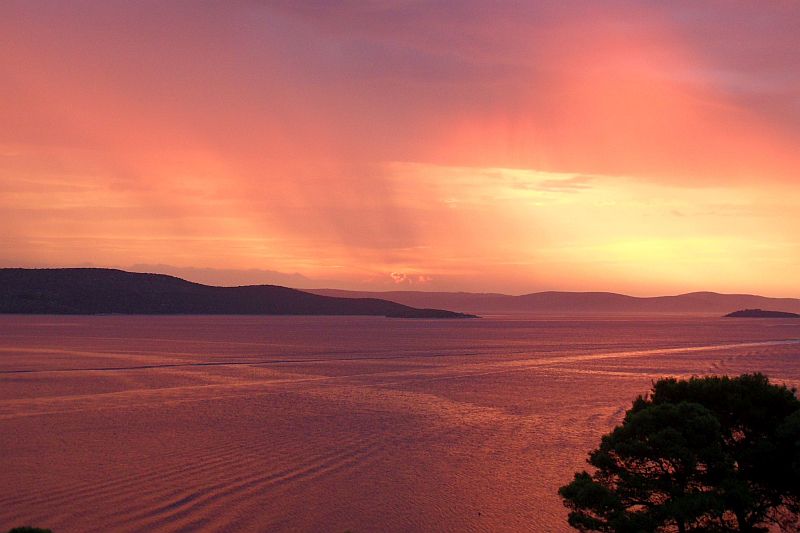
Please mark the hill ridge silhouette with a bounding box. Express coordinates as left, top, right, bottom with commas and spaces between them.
308, 288, 800, 314
0, 268, 475, 318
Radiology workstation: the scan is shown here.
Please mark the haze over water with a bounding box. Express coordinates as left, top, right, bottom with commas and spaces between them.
1, 315, 799, 532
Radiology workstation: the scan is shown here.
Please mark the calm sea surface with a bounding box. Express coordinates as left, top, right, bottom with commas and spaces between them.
1, 315, 799, 532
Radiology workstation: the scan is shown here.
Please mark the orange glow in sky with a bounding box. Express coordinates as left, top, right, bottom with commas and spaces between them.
2, 2, 799, 295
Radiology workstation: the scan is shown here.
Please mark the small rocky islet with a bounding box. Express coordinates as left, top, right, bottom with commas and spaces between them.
724, 309, 800, 318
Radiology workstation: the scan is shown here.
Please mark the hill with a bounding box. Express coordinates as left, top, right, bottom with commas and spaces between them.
307, 289, 800, 315
0, 269, 475, 318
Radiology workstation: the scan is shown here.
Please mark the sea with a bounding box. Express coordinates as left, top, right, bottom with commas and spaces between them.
1, 314, 799, 532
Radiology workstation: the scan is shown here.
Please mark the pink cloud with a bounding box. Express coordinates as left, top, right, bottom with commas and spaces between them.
1, 2, 799, 295
390, 272, 433, 285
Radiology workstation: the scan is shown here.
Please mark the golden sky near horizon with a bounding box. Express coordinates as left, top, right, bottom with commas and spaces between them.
2, 2, 799, 295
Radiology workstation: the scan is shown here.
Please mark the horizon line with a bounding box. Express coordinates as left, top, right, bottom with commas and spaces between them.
3, 266, 800, 301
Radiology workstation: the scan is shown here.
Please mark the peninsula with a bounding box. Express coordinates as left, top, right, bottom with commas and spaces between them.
0, 268, 476, 318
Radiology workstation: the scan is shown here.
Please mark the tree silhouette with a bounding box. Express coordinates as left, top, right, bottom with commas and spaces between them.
560, 374, 800, 532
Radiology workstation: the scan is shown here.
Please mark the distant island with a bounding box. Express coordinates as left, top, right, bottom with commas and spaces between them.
308, 289, 800, 315
0, 268, 477, 318
724, 309, 800, 318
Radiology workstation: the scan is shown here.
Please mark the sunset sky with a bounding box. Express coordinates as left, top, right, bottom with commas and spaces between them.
2, 1, 799, 296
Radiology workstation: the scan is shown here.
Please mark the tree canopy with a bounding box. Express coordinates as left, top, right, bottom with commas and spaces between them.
559, 373, 800, 532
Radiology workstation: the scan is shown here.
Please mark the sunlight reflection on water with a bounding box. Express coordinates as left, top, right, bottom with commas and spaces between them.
1, 315, 798, 532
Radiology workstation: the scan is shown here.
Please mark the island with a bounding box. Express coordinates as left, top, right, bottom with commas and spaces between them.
0, 268, 477, 319
724, 309, 800, 318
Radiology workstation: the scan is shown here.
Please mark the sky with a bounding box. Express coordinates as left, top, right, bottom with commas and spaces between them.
2, 1, 799, 296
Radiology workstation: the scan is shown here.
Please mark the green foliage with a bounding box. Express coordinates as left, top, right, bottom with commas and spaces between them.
560, 373, 800, 532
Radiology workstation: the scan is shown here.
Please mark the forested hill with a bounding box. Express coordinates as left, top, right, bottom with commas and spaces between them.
0, 269, 475, 318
